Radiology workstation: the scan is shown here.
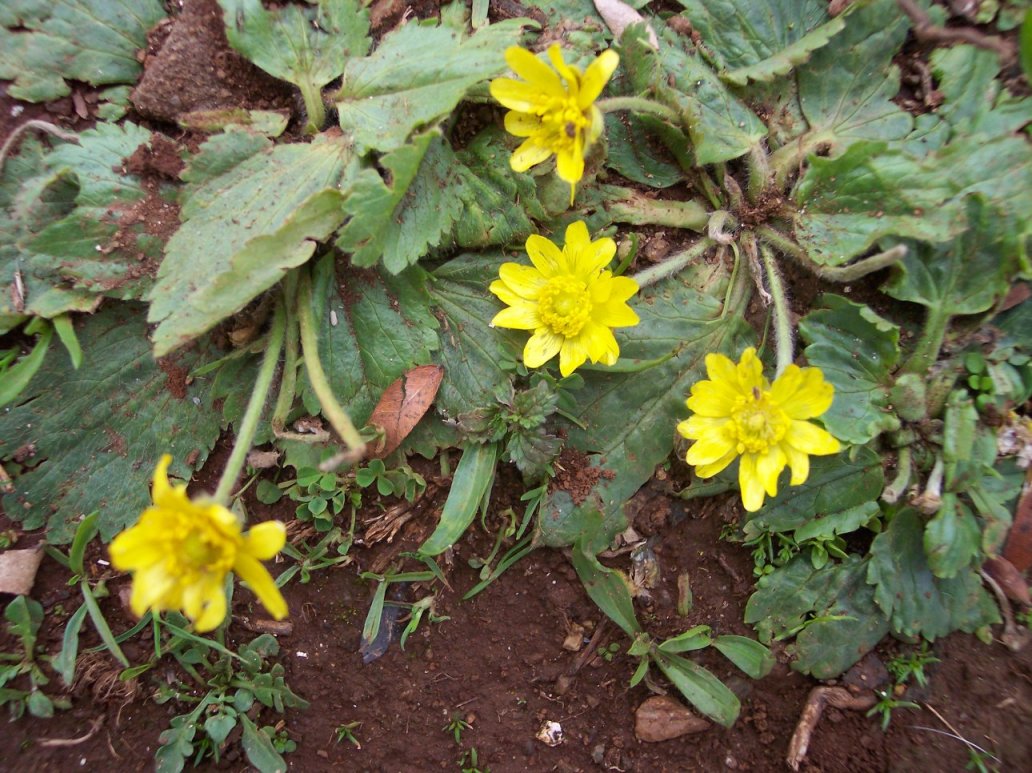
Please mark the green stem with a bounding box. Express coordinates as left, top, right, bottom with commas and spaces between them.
902, 303, 950, 376
756, 225, 907, 283
746, 143, 771, 203
630, 238, 714, 289
596, 96, 680, 124
212, 300, 286, 508
758, 242, 794, 376
271, 274, 300, 432
768, 130, 831, 188
297, 269, 366, 461
298, 78, 327, 135
722, 240, 752, 319
607, 194, 708, 231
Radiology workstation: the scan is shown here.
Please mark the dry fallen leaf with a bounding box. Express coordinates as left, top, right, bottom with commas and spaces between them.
367, 364, 444, 459
0, 544, 44, 596
983, 555, 1031, 606
1003, 479, 1032, 572
594, 0, 658, 47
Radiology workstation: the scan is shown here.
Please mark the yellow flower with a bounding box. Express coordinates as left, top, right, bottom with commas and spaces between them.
677, 348, 841, 512
110, 455, 287, 631
490, 44, 619, 203
489, 221, 639, 377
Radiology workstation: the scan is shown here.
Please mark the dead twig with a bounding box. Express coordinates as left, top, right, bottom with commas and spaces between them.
787, 686, 877, 771
980, 568, 1030, 652
895, 0, 1013, 61
234, 616, 294, 636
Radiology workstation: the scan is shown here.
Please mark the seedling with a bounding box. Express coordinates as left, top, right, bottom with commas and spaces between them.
458, 746, 488, 773
866, 689, 919, 731
444, 714, 472, 744
887, 643, 939, 688
334, 721, 363, 749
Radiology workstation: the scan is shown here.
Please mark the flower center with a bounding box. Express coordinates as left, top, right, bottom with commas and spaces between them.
170, 523, 236, 580
731, 387, 789, 455
536, 97, 589, 153
538, 275, 592, 338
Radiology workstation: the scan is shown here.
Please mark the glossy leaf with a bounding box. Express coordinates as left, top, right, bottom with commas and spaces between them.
418, 443, 499, 556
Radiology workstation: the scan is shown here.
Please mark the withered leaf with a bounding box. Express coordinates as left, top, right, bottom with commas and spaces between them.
1003, 482, 1032, 573
367, 364, 443, 459
984, 555, 1031, 606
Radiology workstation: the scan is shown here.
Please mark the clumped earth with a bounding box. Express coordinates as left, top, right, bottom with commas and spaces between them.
1, 1, 1031, 771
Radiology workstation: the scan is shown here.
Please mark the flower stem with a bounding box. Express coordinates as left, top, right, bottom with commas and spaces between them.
297, 268, 366, 462
631, 238, 714, 289
758, 242, 795, 376
212, 300, 286, 507
271, 273, 300, 433
596, 96, 680, 124
607, 192, 708, 231
902, 303, 951, 376
298, 77, 327, 135
756, 225, 908, 283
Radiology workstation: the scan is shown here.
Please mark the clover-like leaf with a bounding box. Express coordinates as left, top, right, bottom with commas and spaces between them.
0, 0, 166, 102
676, 0, 846, 86
148, 133, 356, 355
334, 18, 524, 152
868, 508, 999, 639
799, 294, 901, 444
0, 304, 222, 543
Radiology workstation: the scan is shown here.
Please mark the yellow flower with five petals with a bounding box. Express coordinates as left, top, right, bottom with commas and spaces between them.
490, 44, 619, 203
677, 348, 841, 512
109, 455, 287, 631
489, 221, 639, 377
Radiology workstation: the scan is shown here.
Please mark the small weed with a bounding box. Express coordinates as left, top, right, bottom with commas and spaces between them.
334, 721, 362, 749
887, 643, 939, 688
444, 714, 472, 744
458, 746, 489, 773
866, 688, 919, 731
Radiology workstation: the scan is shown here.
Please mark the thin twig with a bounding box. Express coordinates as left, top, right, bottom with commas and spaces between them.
918, 703, 1001, 762
0, 120, 80, 173
895, 0, 1013, 60
37, 715, 104, 747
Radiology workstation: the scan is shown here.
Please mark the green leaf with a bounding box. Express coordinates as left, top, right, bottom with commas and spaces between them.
930, 45, 1032, 141
621, 24, 767, 165
1022, 9, 1032, 82
418, 443, 498, 556
220, 0, 370, 114
657, 625, 712, 654
52, 603, 89, 686
793, 0, 912, 153
799, 294, 901, 444
240, 714, 287, 773
0, 0, 166, 102
148, 134, 355, 355
924, 494, 981, 579
883, 197, 1015, 318
676, 0, 845, 86
68, 512, 100, 577
603, 113, 684, 188
536, 255, 752, 551
0, 305, 223, 542
712, 635, 774, 679
337, 132, 455, 273
745, 555, 889, 679
570, 542, 642, 638
0, 322, 52, 408
204, 713, 237, 747
427, 253, 524, 417
868, 508, 999, 639
334, 18, 523, 152
299, 255, 439, 428
653, 650, 740, 727
742, 445, 884, 539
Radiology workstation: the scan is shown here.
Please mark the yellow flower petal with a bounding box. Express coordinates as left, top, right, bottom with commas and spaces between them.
492, 303, 539, 330
594, 297, 640, 328
510, 137, 553, 172
151, 454, 174, 503
677, 415, 729, 441
505, 46, 566, 96
243, 521, 286, 560
685, 433, 736, 466
755, 446, 787, 497
739, 454, 766, 512
498, 262, 546, 299
489, 78, 547, 112
503, 110, 543, 138
704, 351, 739, 388
580, 321, 618, 364
524, 328, 563, 368
526, 234, 564, 276
559, 335, 589, 377
784, 444, 810, 485
579, 49, 619, 108
587, 105, 604, 145
109, 519, 166, 570
774, 367, 835, 420
695, 448, 738, 479
489, 278, 524, 307
234, 554, 288, 621
546, 44, 580, 90
736, 347, 767, 392
686, 380, 740, 417
786, 420, 841, 455
130, 563, 174, 618
555, 139, 585, 186
193, 582, 228, 632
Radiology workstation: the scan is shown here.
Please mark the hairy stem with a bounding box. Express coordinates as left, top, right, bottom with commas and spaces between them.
297, 268, 366, 462
902, 303, 950, 376
271, 273, 300, 432
631, 238, 714, 289
758, 242, 795, 376
298, 78, 327, 135
746, 142, 771, 203
212, 300, 286, 507
756, 225, 907, 282
881, 446, 912, 504
596, 96, 680, 124
607, 193, 708, 231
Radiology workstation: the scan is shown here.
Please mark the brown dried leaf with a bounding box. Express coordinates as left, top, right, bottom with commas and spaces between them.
983, 555, 1031, 606
367, 364, 444, 459
1003, 480, 1032, 572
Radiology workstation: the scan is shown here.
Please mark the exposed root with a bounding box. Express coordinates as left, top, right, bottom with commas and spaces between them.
787, 686, 877, 771
36, 715, 104, 748
73, 651, 140, 706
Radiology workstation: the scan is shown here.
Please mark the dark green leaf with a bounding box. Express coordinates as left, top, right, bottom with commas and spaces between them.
419, 443, 498, 556
712, 635, 774, 679
240, 714, 287, 773
570, 542, 641, 638
653, 650, 740, 727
